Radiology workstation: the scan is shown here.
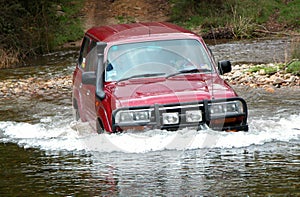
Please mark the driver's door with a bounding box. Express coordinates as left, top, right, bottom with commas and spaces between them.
82, 41, 98, 126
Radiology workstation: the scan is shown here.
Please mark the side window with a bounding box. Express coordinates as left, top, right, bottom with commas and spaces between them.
85, 41, 98, 72
78, 37, 90, 69
90, 40, 97, 51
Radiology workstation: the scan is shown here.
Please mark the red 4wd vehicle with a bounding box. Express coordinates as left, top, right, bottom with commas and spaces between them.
72, 22, 248, 133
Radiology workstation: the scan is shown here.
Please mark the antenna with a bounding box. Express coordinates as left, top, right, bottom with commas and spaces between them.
211, 67, 215, 100
208, 47, 215, 100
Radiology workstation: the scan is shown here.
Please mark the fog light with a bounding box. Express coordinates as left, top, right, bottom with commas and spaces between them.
162, 112, 179, 125
186, 110, 202, 122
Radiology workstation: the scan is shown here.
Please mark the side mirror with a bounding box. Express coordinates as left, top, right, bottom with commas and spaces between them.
218, 60, 232, 75
82, 71, 96, 85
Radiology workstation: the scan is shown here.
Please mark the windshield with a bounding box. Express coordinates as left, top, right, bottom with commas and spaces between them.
105, 39, 213, 82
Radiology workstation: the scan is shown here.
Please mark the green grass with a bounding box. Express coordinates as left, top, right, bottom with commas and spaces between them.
287, 61, 300, 75
279, 0, 300, 27
247, 62, 300, 75
52, 0, 84, 47
115, 16, 136, 24
247, 65, 279, 75
171, 0, 300, 37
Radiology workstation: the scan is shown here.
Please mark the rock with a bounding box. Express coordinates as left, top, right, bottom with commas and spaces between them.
36, 90, 44, 95
284, 73, 291, 79
286, 76, 296, 83
249, 84, 258, 88
270, 74, 277, 81
274, 84, 281, 88
259, 69, 266, 75
63, 81, 69, 86
45, 81, 54, 88
256, 76, 263, 81
264, 86, 275, 93
238, 77, 248, 83
241, 64, 249, 69
268, 63, 275, 67
14, 88, 22, 94
28, 77, 34, 82
232, 65, 240, 70
1, 86, 8, 92
273, 77, 284, 84
232, 70, 243, 79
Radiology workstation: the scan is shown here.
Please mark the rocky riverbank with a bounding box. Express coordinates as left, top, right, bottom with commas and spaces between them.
222, 63, 299, 92
0, 75, 73, 100
0, 64, 299, 99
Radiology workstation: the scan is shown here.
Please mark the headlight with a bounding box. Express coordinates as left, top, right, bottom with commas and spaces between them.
209, 101, 244, 116
115, 110, 151, 124
186, 110, 202, 122
162, 112, 179, 125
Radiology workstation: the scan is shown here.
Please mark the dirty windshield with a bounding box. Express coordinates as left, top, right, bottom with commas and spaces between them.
105, 39, 213, 82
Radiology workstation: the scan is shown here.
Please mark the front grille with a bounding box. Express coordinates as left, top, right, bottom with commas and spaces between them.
151, 103, 205, 129
112, 97, 248, 131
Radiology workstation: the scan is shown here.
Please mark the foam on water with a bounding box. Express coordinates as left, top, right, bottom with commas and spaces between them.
0, 114, 299, 153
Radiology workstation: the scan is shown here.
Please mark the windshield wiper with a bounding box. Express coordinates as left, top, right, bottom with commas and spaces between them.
117, 73, 166, 83
166, 68, 211, 79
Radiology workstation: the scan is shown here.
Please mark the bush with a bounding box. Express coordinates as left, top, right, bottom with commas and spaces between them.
279, 0, 300, 27
231, 6, 256, 38
0, 49, 20, 69
287, 60, 300, 75
170, 0, 300, 37
0, 0, 84, 68
52, 1, 84, 47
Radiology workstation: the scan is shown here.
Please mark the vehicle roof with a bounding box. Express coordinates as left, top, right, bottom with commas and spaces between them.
85, 22, 198, 42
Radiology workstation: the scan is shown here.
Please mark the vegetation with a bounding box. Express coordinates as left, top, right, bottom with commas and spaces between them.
115, 16, 136, 24
247, 61, 300, 76
286, 60, 300, 75
0, 49, 19, 69
0, 0, 84, 68
171, 0, 300, 77
247, 64, 285, 75
288, 38, 300, 75
1, 0, 299, 69
171, 0, 300, 38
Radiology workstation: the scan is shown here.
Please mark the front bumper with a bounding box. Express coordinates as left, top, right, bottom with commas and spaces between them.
112, 97, 248, 132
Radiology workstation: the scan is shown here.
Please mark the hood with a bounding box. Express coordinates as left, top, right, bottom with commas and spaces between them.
106, 75, 237, 108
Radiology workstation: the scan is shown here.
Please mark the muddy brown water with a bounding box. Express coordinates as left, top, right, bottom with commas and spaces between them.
0, 38, 299, 196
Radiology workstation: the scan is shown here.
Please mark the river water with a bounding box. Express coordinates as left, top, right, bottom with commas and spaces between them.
0, 38, 299, 196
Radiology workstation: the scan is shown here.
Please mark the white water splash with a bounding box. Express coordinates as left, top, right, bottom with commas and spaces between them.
0, 114, 299, 153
